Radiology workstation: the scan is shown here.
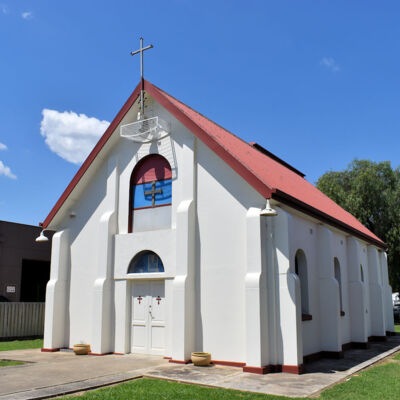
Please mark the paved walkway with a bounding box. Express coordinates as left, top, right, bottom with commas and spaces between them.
145, 336, 400, 397
0, 350, 165, 400
0, 336, 399, 399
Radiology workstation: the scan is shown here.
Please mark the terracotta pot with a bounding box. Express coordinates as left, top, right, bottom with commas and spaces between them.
73, 344, 90, 355
191, 352, 211, 366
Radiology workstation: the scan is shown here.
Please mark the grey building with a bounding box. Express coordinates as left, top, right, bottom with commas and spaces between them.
0, 221, 53, 302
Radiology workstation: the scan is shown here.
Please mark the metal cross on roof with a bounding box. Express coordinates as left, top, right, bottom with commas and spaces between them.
131, 37, 154, 117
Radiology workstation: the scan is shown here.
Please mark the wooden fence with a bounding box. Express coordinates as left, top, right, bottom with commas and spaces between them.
0, 302, 45, 339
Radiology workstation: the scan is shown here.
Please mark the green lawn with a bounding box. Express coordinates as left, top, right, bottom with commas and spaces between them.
0, 339, 43, 352
61, 352, 400, 400
0, 360, 24, 367
62, 378, 300, 400
395, 324, 400, 333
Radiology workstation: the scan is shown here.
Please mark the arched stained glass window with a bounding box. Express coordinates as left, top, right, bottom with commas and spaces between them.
129, 154, 172, 232
128, 251, 165, 274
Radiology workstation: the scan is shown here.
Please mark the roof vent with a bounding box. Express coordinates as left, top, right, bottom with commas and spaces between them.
249, 142, 305, 178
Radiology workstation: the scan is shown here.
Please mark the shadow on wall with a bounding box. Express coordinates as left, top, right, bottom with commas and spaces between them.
194, 208, 203, 352
273, 211, 301, 367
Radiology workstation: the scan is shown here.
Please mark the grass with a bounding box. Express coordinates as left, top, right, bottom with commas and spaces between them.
395, 324, 400, 333
61, 351, 400, 400
319, 361, 400, 400
0, 339, 43, 352
0, 360, 24, 367
62, 378, 297, 400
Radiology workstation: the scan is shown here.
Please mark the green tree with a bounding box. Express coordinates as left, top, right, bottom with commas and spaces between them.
316, 159, 400, 291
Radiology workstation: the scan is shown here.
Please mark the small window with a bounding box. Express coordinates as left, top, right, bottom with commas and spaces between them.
128, 251, 165, 274
295, 249, 309, 314
334, 257, 343, 313
360, 264, 364, 282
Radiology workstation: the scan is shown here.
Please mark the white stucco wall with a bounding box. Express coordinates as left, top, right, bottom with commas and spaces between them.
282, 207, 392, 358
196, 139, 265, 362
331, 231, 351, 345
289, 214, 319, 356
67, 161, 110, 346
359, 244, 371, 337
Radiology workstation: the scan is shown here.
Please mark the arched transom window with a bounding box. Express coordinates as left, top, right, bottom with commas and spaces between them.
128, 251, 165, 274
129, 154, 172, 232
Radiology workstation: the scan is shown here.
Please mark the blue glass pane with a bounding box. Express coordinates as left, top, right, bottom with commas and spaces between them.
129, 251, 165, 273
133, 179, 172, 209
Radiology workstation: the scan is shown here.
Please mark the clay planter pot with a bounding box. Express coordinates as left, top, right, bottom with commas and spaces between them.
73, 344, 90, 355
191, 352, 211, 366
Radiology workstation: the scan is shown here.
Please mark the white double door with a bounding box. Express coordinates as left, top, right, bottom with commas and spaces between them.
131, 280, 166, 355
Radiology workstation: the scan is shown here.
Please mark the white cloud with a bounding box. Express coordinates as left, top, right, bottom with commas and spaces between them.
40, 109, 110, 164
0, 142, 7, 151
21, 11, 33, 20
0, 160, 16, 179
320, 57, 340, 72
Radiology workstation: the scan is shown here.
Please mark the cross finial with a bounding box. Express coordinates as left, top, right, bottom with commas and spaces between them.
131, 37, 154, 117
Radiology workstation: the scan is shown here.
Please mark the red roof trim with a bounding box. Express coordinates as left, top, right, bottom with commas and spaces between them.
42, 82, 142, 228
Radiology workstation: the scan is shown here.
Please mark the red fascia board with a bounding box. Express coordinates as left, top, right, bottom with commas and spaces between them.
143, 80, 274, 199
42, 82, 142, 229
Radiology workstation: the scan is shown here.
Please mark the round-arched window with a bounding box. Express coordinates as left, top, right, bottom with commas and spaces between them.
295, 249, 309, 314
128, 251, 165, 274
129, 154, 172, 233
334, 257, 343, 312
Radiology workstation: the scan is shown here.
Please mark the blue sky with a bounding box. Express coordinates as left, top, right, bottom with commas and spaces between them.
1, 1, 400, 225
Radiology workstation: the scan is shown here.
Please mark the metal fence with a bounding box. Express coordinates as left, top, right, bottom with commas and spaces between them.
0, 302, 45, 339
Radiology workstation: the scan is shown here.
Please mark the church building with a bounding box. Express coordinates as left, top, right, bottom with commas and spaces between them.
40, 79, 394, 374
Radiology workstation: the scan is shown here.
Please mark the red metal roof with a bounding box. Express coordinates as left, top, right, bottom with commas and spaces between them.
42, 80, 385, 248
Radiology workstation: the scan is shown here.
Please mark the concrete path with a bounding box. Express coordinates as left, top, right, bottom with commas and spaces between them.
145, 336, 400, 397
0, 350, 166, 400
0, 336, 399, 399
